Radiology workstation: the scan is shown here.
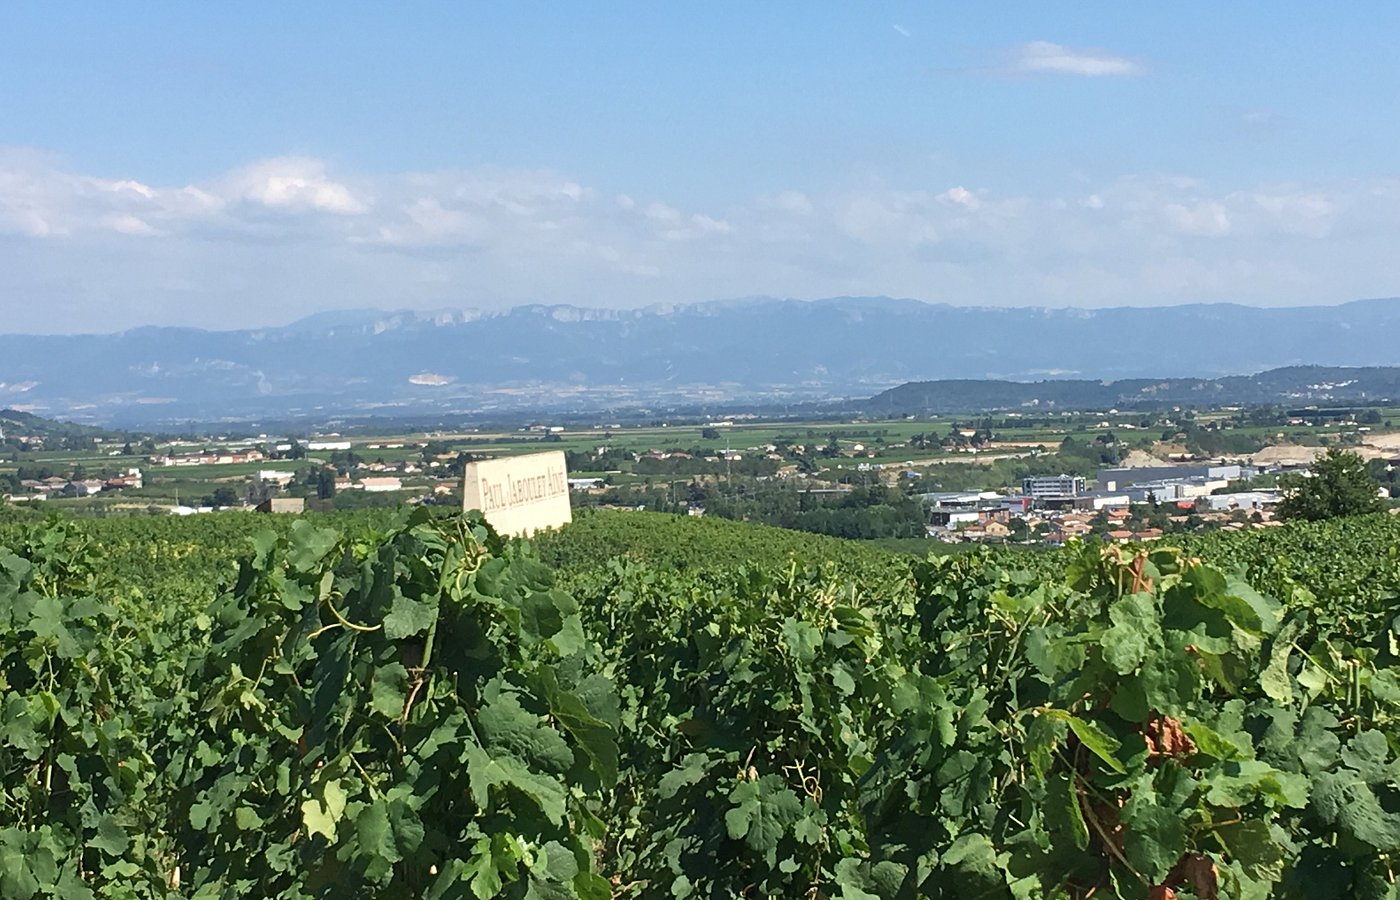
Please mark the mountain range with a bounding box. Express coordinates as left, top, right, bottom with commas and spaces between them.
3, 296, 1400, 425
862, 366, 1400, 415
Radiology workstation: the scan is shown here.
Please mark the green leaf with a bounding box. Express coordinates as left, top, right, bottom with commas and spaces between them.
1222, 576, 1281, 634
1204, 761, 1309, 809
1101, 592, 1156, 674
534, 669, 619, 786
458, 836, 505, 900
782, 618, 821, 664
1025, 710, 1067, 779
793, 812, 823, 845
1258, 648, 1294, 704
658, 754, 710, 800
89, 816, 128, 857
478, 689, 574, 773
286, 520, 340, 571
355, 799, 400, 879
301, 778, 348, 841
383, 594, 438, 640
940, 833, 1005, 891
1311, 771, 1400, 851
29, 595, 79, 657
1183, 720, 1246, 761
519, 591, 566, 643
353, 797, 424, 882
1044, 772, 1089, 851
524, 840, 581, 900
724, 775, 802, 865
250, 529, 279, 567
1260, 617, 1305, 703
0, 843, 39, 897
1136, 649, 1200, 713
52, 869, 94, 900
100, 860, 141, 879
1216, 820, 1287, 883
370, 663, 410, 720
466, 742, 569, 825
1341, 730, 1396, 783
822, 664, 853, 699
1297, 707, 1343, 774
1066, 714, 1126, 775
573, 871, 612, 900
1120, 788, 1187, 881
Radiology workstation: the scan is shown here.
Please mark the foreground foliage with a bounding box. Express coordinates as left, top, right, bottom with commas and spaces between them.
2, 511, 617, 898
2, 509, 1399, 898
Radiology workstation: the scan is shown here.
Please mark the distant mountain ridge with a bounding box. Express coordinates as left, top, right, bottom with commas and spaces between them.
2, 296, 1400, 425
861, 365, 1400, 415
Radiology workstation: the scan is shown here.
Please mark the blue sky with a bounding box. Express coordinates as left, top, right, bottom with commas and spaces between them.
4, 3, 1400, 332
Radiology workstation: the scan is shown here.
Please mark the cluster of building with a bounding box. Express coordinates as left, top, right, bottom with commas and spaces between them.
253, 468, 407, 493
151, 449, 266, 467
7, 468, 144, 502
923, 464, 1283, 543
636, 444, 786, 463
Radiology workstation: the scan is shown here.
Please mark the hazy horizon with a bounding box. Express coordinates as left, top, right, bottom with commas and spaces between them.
5, 5, 1400, 333
6, 292, 1400, 338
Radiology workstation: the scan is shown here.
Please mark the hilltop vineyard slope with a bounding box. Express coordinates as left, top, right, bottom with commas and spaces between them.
2, 509, 1399, 897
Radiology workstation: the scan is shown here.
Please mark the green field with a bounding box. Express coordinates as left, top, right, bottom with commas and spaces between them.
3, 505, 1399, 897
8, 406, 1398, 525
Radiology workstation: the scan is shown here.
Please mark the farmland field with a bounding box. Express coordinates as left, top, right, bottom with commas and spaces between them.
2, 507, 1399, 898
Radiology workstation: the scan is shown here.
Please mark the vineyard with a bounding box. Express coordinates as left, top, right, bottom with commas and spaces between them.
2, 508, 1399, 898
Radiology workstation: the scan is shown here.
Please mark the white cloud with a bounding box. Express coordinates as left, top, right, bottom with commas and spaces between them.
1241, 109, 1280, 129
3, 148, 1400, 333
371, 198, 482, 246
106, 179, 155, 199
939, 186, 981, 210
644, 202, 681, 222
763, 191, 814, 214
1243, 189, 1335, 237
892, 24, 910, 38
1164, 200, 1231, 236
221, 157, 365, 214
105, 214, 158, 236
1006, 41, 1143, 77
689, 214, 730, 235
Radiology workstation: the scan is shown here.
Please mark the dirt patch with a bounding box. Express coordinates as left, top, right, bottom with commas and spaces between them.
1119, 449, 1168, 468
1250, 445, 1324, 466
1363, 432, 1400, 451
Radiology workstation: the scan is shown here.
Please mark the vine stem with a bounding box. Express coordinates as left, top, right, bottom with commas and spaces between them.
349, 753, 383, 799
324, 593, 382, 634
1076, 783, 1147, 888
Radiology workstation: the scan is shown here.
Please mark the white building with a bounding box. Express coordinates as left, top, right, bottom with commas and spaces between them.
1022, 475, 1086, 499
1204, 491, 1280, 512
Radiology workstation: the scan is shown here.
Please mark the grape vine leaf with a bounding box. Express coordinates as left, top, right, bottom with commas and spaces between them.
383, 594, 438, 640
724, 775, 802, 865
465, 742, 568, 825
1102, 592, 1157, 674
1064, 714, 1127, 775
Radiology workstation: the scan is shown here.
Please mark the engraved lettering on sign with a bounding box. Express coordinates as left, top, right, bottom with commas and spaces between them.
463, 451, 572, 537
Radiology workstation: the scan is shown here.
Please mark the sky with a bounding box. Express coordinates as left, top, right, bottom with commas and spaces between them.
3, 3, 1400, 333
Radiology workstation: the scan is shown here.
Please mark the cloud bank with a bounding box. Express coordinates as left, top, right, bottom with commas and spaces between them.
2, 148, 1399, 333
1005, 41, 1144, 77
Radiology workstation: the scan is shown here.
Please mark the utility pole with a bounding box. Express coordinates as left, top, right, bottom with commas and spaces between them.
725, 437, 733, 500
